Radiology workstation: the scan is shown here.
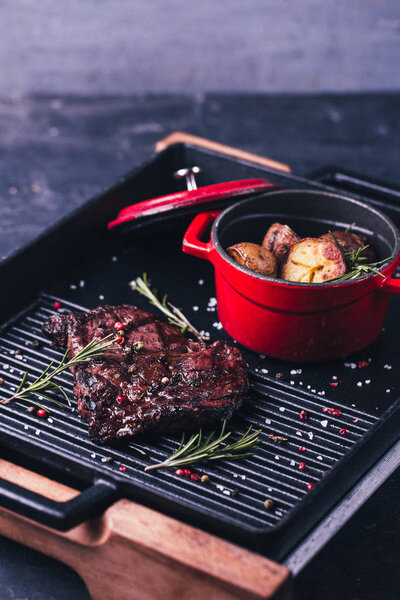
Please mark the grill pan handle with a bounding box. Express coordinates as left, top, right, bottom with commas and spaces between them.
0, 475, 118, 530
155, 131, 292, 173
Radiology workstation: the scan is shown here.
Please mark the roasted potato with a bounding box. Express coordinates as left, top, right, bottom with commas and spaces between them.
226, 242, 278, 277
320, 231, 376, 263
281, 238, 346, 283
262, 223, 300, 263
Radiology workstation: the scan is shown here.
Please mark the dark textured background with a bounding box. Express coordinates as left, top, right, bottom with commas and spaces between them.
0, 0, 400, 96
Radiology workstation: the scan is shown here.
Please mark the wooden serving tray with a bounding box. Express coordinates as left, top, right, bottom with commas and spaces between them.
0, 459, 292, 600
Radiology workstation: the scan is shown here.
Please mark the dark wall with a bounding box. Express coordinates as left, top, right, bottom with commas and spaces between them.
1, 0, 399, 97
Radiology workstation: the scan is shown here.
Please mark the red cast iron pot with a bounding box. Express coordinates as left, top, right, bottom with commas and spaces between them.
182, 189, 400, 362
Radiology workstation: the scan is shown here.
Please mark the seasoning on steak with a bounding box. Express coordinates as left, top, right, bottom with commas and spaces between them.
43, 305, 248, 444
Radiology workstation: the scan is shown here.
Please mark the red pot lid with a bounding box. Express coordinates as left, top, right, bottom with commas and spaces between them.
108, 179, 276, 229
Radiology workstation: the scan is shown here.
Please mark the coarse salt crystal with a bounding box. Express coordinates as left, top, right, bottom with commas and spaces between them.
321, 419, 328, 427
192, 306, 199, 311
91, 453, 96, 459
265, 418, 272, 424
296, 431, 302, 436
275, 455, 280, 460
357, 382, 362, 387
279, 407, 285, 412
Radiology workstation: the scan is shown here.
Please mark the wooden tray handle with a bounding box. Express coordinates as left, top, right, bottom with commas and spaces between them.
155, 131, 291, 173
0, 459, 292, 600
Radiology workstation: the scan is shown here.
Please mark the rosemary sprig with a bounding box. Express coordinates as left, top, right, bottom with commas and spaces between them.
1, 334, 118, 410
144, 420, 261, 471
130, 273, 205, 340
328, 231, 392, 283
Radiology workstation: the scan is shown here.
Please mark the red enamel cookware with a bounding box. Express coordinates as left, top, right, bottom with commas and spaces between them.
183, 189, 400, 362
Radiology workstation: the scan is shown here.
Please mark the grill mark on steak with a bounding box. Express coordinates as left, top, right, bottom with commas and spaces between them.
43, 305, 248, 444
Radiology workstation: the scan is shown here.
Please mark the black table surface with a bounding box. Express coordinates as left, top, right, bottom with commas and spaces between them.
0, 92, 399, 600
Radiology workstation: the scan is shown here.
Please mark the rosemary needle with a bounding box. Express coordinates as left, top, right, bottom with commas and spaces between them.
1, 334, 118, 411
130, 273, 205, 340
145, 420, 261, 471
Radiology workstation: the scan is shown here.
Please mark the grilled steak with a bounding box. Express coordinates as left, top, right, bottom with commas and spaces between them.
43, 305, 248, 444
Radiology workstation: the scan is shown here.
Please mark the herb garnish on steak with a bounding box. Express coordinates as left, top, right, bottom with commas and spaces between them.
43, 305, 248, 444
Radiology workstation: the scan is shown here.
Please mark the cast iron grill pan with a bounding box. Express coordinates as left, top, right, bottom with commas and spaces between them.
1, 146, 400, 560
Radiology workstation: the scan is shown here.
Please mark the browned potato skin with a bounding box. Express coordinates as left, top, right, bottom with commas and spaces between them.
320, 231, 376, 263
281, 238, 346, 283
262, 223, 300, 263
226, 243, 278, 277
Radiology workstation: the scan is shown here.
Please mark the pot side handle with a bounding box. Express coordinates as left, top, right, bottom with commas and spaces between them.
182, 211, 220, 260
381, 276, 400, 294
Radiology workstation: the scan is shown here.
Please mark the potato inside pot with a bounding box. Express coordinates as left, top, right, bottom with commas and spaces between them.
281, 238, 346, 283
226, 242, 278, 277
262, 222, 300, 263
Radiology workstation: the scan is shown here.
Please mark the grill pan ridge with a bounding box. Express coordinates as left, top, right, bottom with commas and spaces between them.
1, 146, 400, 559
